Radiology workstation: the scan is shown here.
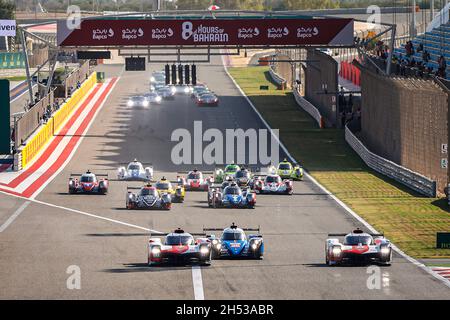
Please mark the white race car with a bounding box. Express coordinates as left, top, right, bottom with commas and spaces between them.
326, 229, 392, 266
252, 174, 293, 195
117, 159, 153, 181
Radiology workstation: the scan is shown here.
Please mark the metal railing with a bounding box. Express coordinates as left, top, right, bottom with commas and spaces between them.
269, 65, 286, 87
293, 86, 323, 128
345, 125, 437, 197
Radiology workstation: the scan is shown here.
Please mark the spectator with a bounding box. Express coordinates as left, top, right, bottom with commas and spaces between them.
438, 55, 447, 77
76, 80, 81, 89
422, 50, 430, 63
417, 43, 423, 53
405, 41, 413, 57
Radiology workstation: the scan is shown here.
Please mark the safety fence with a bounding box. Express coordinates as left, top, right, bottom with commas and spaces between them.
293, 86, 324, 129
53, 60, 90, 98
268, 66, 286, 89
339, 61, 361, 87
15, 89, 55, 149
345, 125, 437, 197
20, 72, 97, 169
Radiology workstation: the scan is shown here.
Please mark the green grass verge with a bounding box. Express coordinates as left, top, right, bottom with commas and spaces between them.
2, 76, 27, 82
228, 65, 450, 259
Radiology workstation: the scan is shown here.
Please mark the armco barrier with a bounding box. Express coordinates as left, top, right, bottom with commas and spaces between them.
21, 73, 97, 169
268, 66, 286, 88
345, 125, 437, 197
293, 86, 324, 128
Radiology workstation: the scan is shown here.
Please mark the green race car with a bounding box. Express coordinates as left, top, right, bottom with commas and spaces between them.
276, 159, 303, 181
214, 164, 241, 183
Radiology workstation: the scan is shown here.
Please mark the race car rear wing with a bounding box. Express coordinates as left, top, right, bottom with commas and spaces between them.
328, 233, 384, 237
203, 226, 261, 233
118, 162, 153, 166
150, 232, 208, 237
70, 173, 108, 178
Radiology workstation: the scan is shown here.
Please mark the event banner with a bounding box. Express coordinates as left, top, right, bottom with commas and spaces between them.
57, 18, 354, 47
0, 20, 16, 37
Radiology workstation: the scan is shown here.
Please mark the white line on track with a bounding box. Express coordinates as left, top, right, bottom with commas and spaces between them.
0, 201, 30, 233
0, 190, 161, 233
192, 266, 205, 300
221, 54, 450, 290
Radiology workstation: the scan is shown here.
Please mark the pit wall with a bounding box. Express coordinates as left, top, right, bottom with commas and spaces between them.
20, 72, 97, 169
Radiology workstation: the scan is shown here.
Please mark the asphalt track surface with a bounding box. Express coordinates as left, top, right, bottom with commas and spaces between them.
1, 56, 449, 299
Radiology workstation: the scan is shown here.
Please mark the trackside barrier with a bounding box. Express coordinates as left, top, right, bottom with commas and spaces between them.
345, 125, 437, 197
293, 86, 324, 128
21, 73, 97, 169
339, 61, 361, 87
268, 66, 287, 89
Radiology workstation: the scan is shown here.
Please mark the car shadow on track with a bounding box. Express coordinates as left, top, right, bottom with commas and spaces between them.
102, 263, 199, 273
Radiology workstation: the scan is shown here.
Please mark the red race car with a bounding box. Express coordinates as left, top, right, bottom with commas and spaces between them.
68, 171, 108, 194
196, 93, 219, 106
178, 169, 213, 191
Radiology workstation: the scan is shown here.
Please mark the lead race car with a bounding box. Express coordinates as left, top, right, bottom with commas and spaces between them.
325, 228, 392, 266
126, 184, 172, 210
270, 158, 304, 181
204, 223, 264, 259
208, 182, 256, 208
147, 228, 212, 266
252, 174, 293, 195
68, 171, 108, 194
117, 159, 153, 181
177, 169, 213, 191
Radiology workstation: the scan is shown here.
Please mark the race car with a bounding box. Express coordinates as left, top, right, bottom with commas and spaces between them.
191, 86, 210, 98
126, 184, 171, 210
150, 81, 165, 92
150, 71, 165, 83
172, 84, 193, 95
235, 168, 252, 186
155, 177, 185, 203
207, 178, 235, 205
143, 92, 162, 104
325, 228, 392, 266
68, 171, 108, 194
117, 159, 153, 181
208, 182, 256, 208
178, 169, 213, 191
147, 228, 212, 266
127, 95, 149, 107
196, 93, 219, 106
270, 158, 303, 180
252, 174, 293, 195
156, 87, 175, 100
204, 223, 264, 259
223, 163, 241, 180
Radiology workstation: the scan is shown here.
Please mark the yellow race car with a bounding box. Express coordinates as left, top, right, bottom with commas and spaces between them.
154, 177, 185, 203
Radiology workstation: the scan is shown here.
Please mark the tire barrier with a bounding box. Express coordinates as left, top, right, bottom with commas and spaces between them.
345, 125, 437, 197
339, 61, 361, 87
20, 73, 97, 169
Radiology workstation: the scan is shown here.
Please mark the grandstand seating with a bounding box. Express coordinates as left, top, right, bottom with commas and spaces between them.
393, 22, 450, 79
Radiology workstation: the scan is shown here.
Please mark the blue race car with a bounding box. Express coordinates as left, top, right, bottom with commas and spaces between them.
204, 223, 264, 259
208, 183, 256, 209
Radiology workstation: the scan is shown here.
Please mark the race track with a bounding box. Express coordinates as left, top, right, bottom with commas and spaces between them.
0, 56, 449, 299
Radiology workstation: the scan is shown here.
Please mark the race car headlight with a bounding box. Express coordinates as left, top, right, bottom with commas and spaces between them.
150, 76, 155, 82
151, 247, 161, 255
184, 87, 190, 93
380, 246, 390, 255
251, 243, 258, 250
127, 100, 134, 107
155, 96, 162, 102
143, 100, 149, 107
332, 246, 342, 256
200, 246, 209, 255
212, 239, 219, 245
171, 86, 176, 93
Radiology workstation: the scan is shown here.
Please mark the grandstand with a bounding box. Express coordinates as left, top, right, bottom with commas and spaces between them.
393, 21, 450, 79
